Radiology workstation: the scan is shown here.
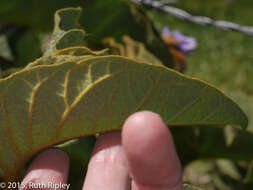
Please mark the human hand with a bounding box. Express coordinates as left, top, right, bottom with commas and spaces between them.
21, 111, 183, 190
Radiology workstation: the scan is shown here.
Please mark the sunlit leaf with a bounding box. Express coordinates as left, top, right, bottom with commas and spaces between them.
224, 125, 238, 146
0, 35, 13, 61
184, 183, 204, 190
216, 159, 242, 180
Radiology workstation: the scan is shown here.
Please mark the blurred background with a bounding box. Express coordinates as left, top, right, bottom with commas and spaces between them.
0, 0, 253, 189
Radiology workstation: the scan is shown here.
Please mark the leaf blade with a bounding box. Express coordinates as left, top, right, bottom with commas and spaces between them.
0, 55, 248, 181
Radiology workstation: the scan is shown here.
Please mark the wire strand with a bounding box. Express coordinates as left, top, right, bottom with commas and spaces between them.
129, 0, 253, 37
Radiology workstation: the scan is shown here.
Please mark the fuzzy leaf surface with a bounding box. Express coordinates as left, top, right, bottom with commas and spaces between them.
0, 55, 247, 181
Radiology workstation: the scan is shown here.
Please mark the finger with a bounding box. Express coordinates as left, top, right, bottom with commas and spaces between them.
20, 149, 69, 190
82, 132, 130, 190
122, 111, 183, 190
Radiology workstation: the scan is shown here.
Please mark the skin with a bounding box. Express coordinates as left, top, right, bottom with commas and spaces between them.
20, 111, 183, 190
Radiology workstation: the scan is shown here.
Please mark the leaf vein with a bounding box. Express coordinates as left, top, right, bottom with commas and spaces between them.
52, 69, 143, 140
133, 70, 163, 112
63, 69, 72, 108
167, 86, 208, 123
27, 70, 59, 150
0, 96, 23, 159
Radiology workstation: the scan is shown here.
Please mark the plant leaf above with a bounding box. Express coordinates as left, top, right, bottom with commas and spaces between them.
44, 7, 86, 56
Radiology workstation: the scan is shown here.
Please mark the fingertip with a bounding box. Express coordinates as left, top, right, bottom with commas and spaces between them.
83, 132, 130, 190
21, 149, 69, 189
27, 149, 69, 172
122, 111, 182, 188
122, 111, 171, 158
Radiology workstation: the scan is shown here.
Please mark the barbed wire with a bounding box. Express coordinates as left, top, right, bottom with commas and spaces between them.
129, 0, 253, 37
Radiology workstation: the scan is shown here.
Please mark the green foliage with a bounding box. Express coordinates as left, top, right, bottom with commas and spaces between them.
0, 0, 83, 29
15, 29, 41, 67
0, 35, 13, 62
0, 0, 174, 69
0, 2, 252, 189
184, 183, 204, 190
0, 8, 247, 184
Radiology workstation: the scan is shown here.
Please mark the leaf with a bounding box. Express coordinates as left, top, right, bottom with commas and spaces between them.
15, 29, 42, 67
184, 183, 204, 190
0, 35, 13, 61
0, 0, 83, 29
44, 7, 86, 56
224, 125, 238, 146
183, 159, 245, 190
216, 159, 242, 180
0, 0, 174, 68
171, 126, 253, 164
0, 52, 248, 181
25, 47, 108, 68
245, 161, 253, 184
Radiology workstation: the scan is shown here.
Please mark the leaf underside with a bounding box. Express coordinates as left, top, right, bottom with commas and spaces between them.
0, 46, 248, 181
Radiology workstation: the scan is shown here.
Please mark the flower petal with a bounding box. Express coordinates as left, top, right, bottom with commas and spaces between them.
179, 37, 197, 55
172, 30, 185, 41
161, 27, 171, 37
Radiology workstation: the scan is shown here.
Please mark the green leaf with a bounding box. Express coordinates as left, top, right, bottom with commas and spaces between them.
15, 29, 42, 67
216, 159, 242, 180
0, 52, 247, 181
224, 125, 238, 146
245, 161, 253, 184
184, 183, 204, 190
0, 0, 83, 29
171, 126, 253, 164
44, 7, 86, 56
25, 47, 108, 68
0, 35, 13, 61
0, 1, 174, 68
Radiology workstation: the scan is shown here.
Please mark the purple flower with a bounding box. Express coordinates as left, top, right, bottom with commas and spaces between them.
161, 27, 197, 56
